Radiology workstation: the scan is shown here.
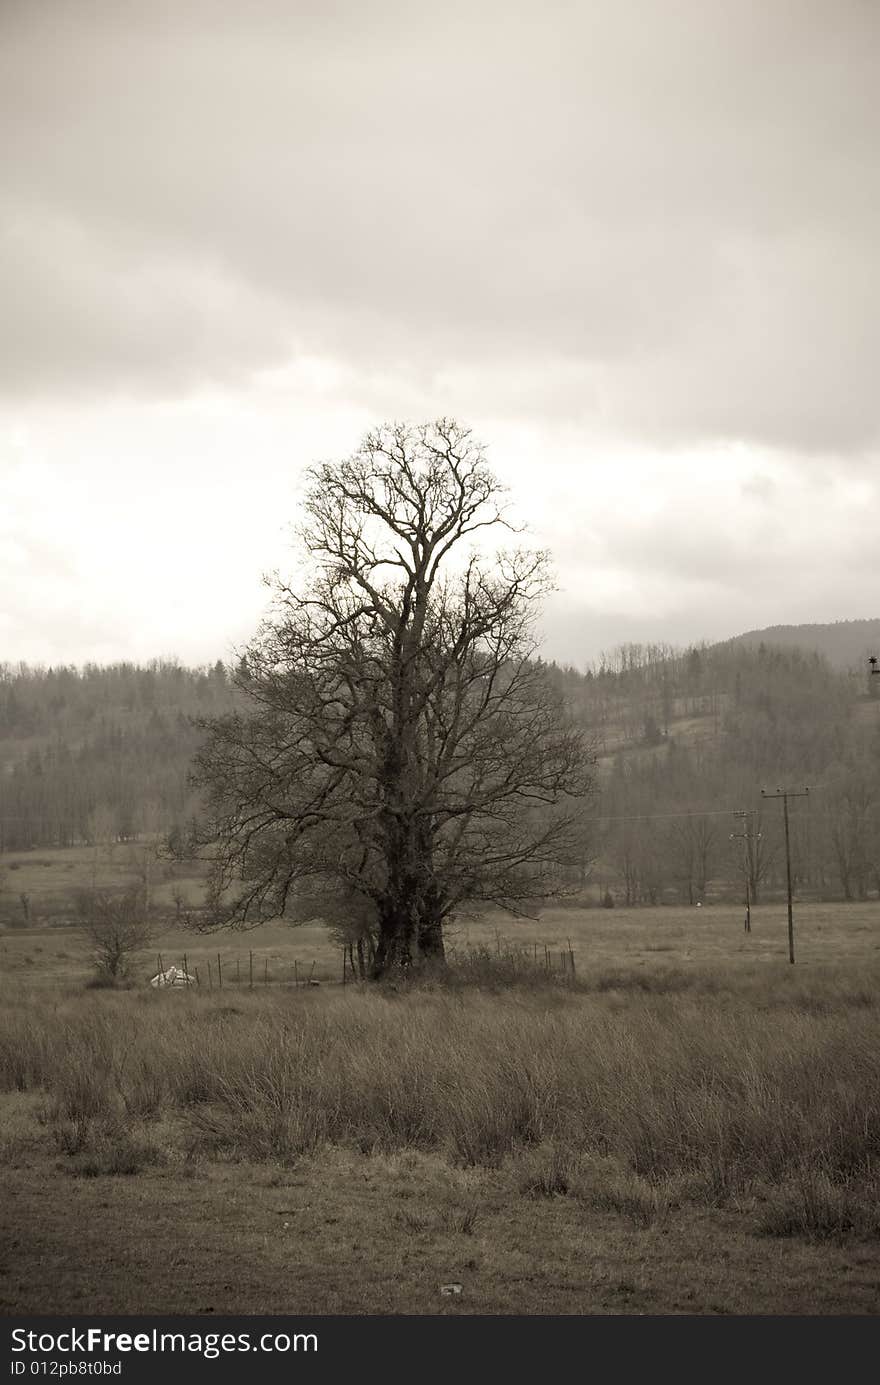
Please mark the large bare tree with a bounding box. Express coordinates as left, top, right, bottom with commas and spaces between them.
191, 420, 593, 976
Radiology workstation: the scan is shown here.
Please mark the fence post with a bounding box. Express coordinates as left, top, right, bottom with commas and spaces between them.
264, 957, 268, 985
249, 950, 253, 989
207, 960, 213, 990
183, 953, 189, 987
236, 956, 240, 985
294, 959, 299, 988
217, 953, 222, 989
342, 948, 347, 986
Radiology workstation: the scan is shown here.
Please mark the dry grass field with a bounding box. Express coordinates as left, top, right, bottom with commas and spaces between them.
1, 876, 879, 1316
0, 842, 209, 932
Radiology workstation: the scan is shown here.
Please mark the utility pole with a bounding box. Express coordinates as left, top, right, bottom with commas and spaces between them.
730, 810, 761, 933
869, 656, 880, 697
760, 787, 809, 963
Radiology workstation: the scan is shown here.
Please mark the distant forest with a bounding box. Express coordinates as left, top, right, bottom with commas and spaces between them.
0, 659, 232, 852
2, 631, 880, 907
558, 638, 880, 905
724, 617, 880, 671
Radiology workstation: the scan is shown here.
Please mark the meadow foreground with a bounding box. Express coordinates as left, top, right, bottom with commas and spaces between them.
1, 906, 879, 1315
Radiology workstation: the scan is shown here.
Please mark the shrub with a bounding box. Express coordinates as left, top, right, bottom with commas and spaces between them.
587, 1173, 675, 1228
76, 887, 154, 980
515, 1142, 584, 1198
757, 1169, 878, 1241
70, 1135, 166, 1179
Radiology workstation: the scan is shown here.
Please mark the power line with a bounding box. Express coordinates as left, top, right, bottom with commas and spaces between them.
588, 806, 771, 825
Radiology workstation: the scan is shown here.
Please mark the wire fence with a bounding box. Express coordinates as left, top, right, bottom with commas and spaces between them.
151, 949, 331, 990
150, 935, 579, 990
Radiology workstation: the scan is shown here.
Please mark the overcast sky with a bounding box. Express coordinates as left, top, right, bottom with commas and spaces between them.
2, 0, 878, 671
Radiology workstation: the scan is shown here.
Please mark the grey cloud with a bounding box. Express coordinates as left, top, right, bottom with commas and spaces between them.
529, 452, 880, 658
2, 0, 879, 451
0, 205, 297, 397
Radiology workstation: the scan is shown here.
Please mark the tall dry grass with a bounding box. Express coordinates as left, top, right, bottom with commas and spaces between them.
1, 967, 879, 1214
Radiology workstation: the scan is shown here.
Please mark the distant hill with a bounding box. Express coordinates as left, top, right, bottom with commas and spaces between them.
721, 619, 880, 671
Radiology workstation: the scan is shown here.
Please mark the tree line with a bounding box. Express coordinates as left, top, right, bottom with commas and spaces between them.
2, 636, 878, 906
569, 641, 880, 904
0, 659, 236, 851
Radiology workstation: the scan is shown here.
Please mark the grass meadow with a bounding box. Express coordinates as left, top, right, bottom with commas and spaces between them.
1, 887, 880, 1314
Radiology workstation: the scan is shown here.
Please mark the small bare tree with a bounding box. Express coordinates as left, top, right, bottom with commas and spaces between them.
78, 887, 153, 981
666, 814, 717, 905
289, 881, 378, 980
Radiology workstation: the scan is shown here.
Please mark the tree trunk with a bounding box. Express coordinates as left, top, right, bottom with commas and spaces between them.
416, 862, 447, 964
371, 808, 448, 976
371, 893, 417, 977
371, 895, 447, 976
418, 913, 446, 963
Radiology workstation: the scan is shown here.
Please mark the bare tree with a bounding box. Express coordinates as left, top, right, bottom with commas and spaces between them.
78, 887, 154, 981
290, 881, 378, 980
608, 819, 641, 906
745, 808, 777, 904
827, 780, 874, 900
191, 420, 594, 976
667, 814, 717, 904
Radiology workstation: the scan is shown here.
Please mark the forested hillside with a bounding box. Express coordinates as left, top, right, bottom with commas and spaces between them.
555, 638, 880, 904
723, 618, 880, 671
2, 638, 880, 906
0, 660, 236, 851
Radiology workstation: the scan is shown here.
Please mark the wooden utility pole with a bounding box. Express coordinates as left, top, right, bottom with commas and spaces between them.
730, 810, 761, 933
760, 788, 809, 963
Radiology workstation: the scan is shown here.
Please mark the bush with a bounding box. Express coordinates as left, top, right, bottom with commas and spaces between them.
84, 972, 126, 990
70, 1135, 166, 1179
76, 887, 154, 980
590, 1180, 674, 1228
757, 1169, 879, 1241
515, 1141, 584, 1198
